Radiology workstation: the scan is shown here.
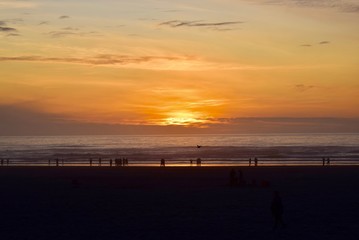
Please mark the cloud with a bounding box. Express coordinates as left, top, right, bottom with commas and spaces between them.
0, 1, 37, 9
39, 21, 49, 25
0, 54, 195, 67
294, 84, 316, 92
59, 15, 70, 19
319, 41, 330, 44
0, 26, 17, 32
47, 30, 100, 38
6, 33, 21, 37
300, 44, 312, 47
247, 0, 359, 13
159, 20, 243, 30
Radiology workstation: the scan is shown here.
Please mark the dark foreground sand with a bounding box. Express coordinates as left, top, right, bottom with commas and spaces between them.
1, 166, 359, 240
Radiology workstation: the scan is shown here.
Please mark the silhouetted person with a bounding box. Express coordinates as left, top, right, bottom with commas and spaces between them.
48, 159, 51, 166
197, 145, 202, 148
99, 158, 102, 166
190, 160, 193, 166
110, 159, 113, 167
327, 158, 330, 166
196, 158, 201, 166
254, 157, 258, 167
90, 158, 93, 166
160, 158, 165, 167
229, 168, 237, 186
271, 191, 285, 230
249, 158, 252, 166
322, 158, 325, 166
56, 158, 59, 167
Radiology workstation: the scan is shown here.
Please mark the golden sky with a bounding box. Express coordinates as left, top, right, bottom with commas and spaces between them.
0, 0, 358, 134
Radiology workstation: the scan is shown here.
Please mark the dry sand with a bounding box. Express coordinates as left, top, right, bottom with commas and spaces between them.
0, 166, 359, 240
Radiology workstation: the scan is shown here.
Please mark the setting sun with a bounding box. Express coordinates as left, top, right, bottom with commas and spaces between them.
163, 112, 207, 126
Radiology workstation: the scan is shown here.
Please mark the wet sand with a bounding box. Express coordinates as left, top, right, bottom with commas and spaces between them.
0, 166, 359, 240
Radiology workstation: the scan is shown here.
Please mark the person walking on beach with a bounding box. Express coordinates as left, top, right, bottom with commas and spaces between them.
196, 158, 201, 166
254, 157, 258, 167
322, 158, 325, 166
249, 158, 252, 166
90, 158, 93, 166
271, 191, 285, 230
160, 158, 165, 167
326, 158, 330, 166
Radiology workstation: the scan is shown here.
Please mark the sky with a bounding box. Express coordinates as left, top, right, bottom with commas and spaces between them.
0, 0, 358, 135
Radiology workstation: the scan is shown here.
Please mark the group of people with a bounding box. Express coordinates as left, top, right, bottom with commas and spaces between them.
0, 158, 10, 166
248, 157, 259, 166
160, 158, 203, 167
88, 158, 129, 167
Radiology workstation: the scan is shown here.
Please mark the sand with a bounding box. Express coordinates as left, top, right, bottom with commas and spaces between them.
0, 166, 359, 240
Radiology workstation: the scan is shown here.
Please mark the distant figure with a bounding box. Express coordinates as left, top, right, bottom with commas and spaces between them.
110, 159, 113, 167
90, 158, 93, 166
249, 158, 252, 166
196, 158, 202, 166
254, 157, 258, 167
160, 158, 165, 167
56, 158, 59, 167
48, 159, 51, 166
326, 158, 330, 166
271, 191, 285, 230
190, 160, 193, 166
197, 145, 202, 148
322, 158, 325, 166
99, 158, 102, 166
229, 168, 237, 186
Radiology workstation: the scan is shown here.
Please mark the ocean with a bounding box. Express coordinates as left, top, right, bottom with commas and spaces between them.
0, 134, 358, 166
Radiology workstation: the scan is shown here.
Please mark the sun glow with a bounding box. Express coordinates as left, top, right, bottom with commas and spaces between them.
163, 112, 207, 126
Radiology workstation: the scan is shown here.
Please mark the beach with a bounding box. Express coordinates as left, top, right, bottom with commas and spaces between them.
1, 166, 359, 240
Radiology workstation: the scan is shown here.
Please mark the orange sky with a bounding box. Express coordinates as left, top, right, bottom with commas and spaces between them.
0, 0, 358, 134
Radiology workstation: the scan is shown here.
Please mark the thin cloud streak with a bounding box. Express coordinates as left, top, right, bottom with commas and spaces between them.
0, 55, 329, 71
159, 20, 243, 30
247, 0, 359, 13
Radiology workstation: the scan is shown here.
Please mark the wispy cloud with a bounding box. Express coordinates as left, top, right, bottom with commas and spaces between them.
159, 20, 243, 30
319, 41, 330, 45
39, 21, 49, 25
6, 33, 20, 37
0, 55, 198, 70
247, 0, 359, 13
0, 26, 16, 32
294, 84, 316, 92
59, 15, 70, 19
47, 30, 100, 38
0, 1, 37, 9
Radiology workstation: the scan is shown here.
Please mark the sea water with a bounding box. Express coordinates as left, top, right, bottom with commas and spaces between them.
0, 134, 358, 166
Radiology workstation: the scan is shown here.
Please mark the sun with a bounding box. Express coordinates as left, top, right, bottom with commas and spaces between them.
162, 111, 206, 126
